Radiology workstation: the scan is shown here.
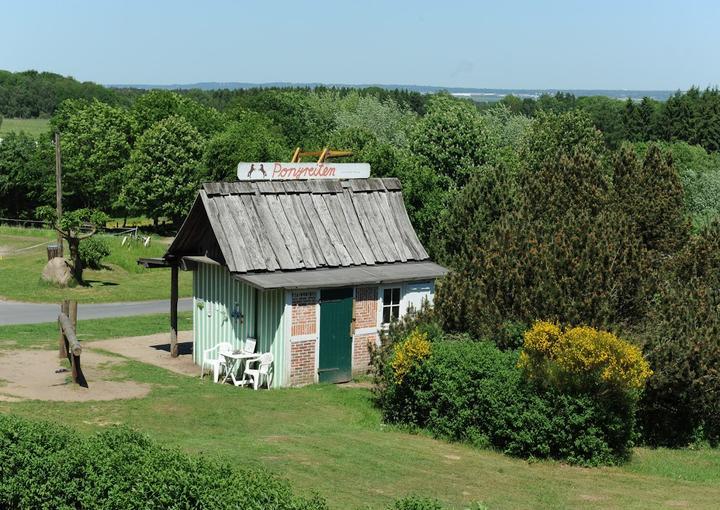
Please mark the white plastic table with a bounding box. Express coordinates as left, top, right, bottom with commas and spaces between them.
220, 352, 260, 385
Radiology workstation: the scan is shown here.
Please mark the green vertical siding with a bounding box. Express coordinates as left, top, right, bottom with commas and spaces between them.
193, 263, 287, 388
256, 288, 288, 388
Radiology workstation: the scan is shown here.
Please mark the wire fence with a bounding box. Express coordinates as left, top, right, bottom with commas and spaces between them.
0, 217, 50, 229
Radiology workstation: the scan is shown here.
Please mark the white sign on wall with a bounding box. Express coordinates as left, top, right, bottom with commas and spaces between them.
237, 162, 370, 181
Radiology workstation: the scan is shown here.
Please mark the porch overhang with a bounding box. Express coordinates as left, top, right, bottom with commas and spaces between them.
232, 261, 448, 290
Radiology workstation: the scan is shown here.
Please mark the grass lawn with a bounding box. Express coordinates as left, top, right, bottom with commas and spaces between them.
0, 226, 191, 303
0, 117, 51, 137
1, 317, 719, 509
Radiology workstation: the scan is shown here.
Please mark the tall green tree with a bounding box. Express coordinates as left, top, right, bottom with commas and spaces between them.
203, 110, 287, 181
410, 94, 495, 185
121, 116, 205, 225
51, 99, 136, 212
131, 90, 225, 137
614, 145, 688, 255
437, 112, 648, 340
0, 132, 53, 218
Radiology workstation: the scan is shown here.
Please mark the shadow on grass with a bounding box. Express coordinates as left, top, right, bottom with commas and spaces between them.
83, 280, 119, 287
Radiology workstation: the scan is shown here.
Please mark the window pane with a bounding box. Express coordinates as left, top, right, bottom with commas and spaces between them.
383, 307, 391, 324
383, 288, 392, 304
391, 305, 400, 320
392, 288, 400, 304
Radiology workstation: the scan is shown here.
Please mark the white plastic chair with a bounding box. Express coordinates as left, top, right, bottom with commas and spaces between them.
241, 352, 274, 390
201, 342, 234, 383
243, 338, 256, 355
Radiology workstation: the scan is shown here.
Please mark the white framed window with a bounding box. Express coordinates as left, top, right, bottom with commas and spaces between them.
381, 287, 401, 325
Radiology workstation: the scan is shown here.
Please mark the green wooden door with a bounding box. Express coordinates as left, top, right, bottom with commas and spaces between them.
318, 288, 354, 383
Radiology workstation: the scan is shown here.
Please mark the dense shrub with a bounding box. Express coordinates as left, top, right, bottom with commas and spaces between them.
639, 222, 720, 446
391, 329, 431, 383
519, 322, 652, 393
376, 336, 638, 466
78, 235, 111, 270
0, 414, 327, 510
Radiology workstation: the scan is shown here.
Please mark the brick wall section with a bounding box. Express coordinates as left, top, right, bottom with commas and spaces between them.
353, 333, 376, 375
290, 291, 317, 386
290, 340, 316, 386
291, 291, 317, 336
353, 286, 378, 374
354, 286, 378, 328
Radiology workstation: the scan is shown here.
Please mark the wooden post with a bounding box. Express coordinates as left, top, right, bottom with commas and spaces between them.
58, 300, 69, 358
54, 132, 64, 258
170, 264, 179, 358
69, 300, 78, 331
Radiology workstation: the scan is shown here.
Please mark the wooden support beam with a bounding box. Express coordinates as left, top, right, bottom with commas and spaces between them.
170, 264, 179, 357
58, 300, 69, 358
59, 313, 82, 356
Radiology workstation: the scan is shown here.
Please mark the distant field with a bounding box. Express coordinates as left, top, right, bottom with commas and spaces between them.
0, 118, 51, 137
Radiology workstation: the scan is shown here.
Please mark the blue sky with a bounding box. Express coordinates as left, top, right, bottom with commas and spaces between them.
2, 0, 718, 90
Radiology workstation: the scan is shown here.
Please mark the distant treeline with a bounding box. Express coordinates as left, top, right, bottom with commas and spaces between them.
0, 69, 429, 118
0, 70, 125, 117
490, 87, 720, 152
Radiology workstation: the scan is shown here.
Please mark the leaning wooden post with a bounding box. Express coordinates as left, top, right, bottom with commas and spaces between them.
58, 300, 69, 358
170, 263, 179, 358
69, 300, 78, 331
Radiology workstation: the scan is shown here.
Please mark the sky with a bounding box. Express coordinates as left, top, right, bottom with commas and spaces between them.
2, 0, 719, 90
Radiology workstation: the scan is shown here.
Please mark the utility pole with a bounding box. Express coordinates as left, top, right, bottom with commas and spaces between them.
54, 132, 64, 258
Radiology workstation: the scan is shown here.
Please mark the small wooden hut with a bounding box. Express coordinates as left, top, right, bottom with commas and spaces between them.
141, 177, 446, 387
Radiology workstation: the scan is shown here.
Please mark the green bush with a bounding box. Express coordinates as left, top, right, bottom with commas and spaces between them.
376, 339, 637, 466
639, 222, 720, 446
78, 235, 111, 270
0, 414, 327, 510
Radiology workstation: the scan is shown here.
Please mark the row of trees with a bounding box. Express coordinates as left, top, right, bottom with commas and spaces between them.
497, 88, 720, 152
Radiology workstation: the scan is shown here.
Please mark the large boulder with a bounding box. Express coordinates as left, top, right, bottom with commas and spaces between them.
42, 257, 73, 287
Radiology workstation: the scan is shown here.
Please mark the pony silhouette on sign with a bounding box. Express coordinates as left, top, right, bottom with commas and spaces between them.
247, 163, 267, 179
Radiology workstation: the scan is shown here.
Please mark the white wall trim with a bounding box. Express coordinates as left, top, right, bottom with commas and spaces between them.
354, 326, 379, 336
314, 289, 321, 382
290, 333, 317, 343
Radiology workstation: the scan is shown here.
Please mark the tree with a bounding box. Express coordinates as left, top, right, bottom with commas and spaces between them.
50, 99, 136, 212
131, 90, 226, 137
437, 112, 648, 340
614, 144, 688, 255
230, 90, 334, 148
0, 132, 53, 218
36, 206, 108, 284
410, 94, 495, 185
121, 116, 205, 225
203, 110, 287, 181
640, 221, 720, 445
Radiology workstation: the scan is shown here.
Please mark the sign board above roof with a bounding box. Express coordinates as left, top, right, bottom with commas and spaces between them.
237, 162, 370, 181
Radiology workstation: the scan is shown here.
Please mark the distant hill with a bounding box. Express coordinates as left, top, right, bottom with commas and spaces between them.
108, 81, 677, 102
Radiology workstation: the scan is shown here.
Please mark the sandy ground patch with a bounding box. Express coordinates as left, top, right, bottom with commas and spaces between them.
0, 349, 151, 402
87, 331, 197, 377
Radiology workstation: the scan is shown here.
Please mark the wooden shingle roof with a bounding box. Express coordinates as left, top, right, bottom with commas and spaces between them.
167, 178, 430, 274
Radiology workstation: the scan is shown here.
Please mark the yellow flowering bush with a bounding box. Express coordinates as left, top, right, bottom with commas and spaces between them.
391, 329, 431, 383
519, 321, 652, 393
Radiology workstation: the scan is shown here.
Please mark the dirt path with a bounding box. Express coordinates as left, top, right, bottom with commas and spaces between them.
0, 349, 151, 402
0, 331, 195, 402
87, 331, 196, 376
